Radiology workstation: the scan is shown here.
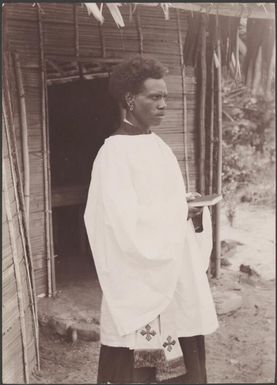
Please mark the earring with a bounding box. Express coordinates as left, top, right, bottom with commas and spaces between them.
128, 102, 134, 111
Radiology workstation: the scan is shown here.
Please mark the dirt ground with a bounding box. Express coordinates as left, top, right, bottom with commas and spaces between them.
30, 204, 275, 384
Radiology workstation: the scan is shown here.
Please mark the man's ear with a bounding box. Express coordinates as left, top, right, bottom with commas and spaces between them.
125, 92, 134, 106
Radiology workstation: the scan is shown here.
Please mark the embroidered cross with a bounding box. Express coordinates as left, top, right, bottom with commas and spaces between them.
163, 336, 176, 352
140, 324, 157, 341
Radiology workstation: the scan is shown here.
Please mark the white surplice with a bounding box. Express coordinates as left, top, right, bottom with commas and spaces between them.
84, 132, 218, 349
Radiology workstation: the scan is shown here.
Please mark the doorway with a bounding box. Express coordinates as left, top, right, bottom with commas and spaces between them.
48, 77, 120, 287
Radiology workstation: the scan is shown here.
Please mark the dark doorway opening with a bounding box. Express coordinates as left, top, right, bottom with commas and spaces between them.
48, 77, 120, 286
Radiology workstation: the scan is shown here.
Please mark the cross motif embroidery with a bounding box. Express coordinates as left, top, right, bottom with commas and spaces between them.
163, 335, 176, 352
140, 324, 157, 341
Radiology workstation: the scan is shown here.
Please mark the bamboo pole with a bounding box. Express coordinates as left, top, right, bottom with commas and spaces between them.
98, 23, 106, 58
199, 14, 207, 194
4, 54, 40, 370
74, 4, 80, 58
265, 46, 275, 99
206, 48, 215, 278
74, 3, 83, 80
3, 2, 9, 52
135, 10, 143, 55
252, 46, 262, 95
3, 164, 30, 384
47, 72, 110, 85
208, 54, 215, 195
235, 28, 242, 80
119, 27, 125, 52
176, 8, 190, 191
46, 55, 123, 64
13, 52, 30, 228
37, 5, 55, 297
214, 15, 223, 278
45, 59, 57, 298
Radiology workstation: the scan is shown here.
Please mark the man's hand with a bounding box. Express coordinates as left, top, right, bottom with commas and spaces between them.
186, 192, 203, 222
186, 192, 201, 201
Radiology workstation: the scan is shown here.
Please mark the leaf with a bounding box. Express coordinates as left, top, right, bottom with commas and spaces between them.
84, 3, 104, 24
160, 3, 172, 20
106, 3, 125, 28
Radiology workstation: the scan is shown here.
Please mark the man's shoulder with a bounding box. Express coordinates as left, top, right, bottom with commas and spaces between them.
110, 128, 128, 136
154, 133, 174, 151
94, 136, 126, 162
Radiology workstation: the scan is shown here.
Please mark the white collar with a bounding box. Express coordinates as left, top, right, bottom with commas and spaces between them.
123, 118, 134, 126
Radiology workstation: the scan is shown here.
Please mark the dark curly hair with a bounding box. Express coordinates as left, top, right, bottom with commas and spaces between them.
109, 56, 168, 108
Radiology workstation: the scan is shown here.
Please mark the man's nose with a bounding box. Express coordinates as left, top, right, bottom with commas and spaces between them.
158, 98, 167, 109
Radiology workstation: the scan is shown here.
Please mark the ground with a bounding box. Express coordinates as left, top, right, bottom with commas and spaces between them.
30, 203, 275, 384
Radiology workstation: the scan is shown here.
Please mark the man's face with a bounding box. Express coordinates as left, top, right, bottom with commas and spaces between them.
132, 78, 168, 128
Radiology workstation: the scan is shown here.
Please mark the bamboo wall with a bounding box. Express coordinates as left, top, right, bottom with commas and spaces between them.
4, 3, 199, 298
41, 3, 198, 189
5, 4, 48, 296
2, 110, 38, 383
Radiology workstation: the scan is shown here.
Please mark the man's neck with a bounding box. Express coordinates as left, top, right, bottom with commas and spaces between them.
111, 120, 152, 136
125, 113, 151, 134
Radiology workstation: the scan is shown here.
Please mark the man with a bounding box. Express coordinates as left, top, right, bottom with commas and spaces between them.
84, 56, 218, 384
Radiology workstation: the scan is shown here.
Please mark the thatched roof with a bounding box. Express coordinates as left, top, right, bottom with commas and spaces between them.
83, 2, 275, 26
170, 3, 275, 19
82, 2, 274, 97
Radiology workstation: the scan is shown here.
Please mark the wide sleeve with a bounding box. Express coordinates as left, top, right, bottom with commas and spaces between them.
85, 143, 181, 265
84, 141, 186, 335
96, 145, 139, 256
84, 144, 139, 257
187, 207, 213, 272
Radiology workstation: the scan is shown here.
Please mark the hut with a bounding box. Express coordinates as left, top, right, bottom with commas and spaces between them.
2, 3, 275, 383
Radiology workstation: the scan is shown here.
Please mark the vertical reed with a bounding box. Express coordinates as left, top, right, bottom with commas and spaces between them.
45, 59, 57, 297
74, 4, 80, 58
208, 55, 215, 195
13, 52, 30, 227
98, 23, 106, 58
199, 14, 207, 194
206, 30, 215, 278
37, 5, 54, 296
135, 10, 143, 55
74, 3, 83, 79
176, 8, 190, 191
214, 13, 223, 278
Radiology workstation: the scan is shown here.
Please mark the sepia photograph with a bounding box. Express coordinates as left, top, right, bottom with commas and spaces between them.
2, 2, 275, 384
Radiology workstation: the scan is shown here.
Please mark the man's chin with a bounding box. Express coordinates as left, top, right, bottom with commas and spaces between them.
152, 116, 164, 125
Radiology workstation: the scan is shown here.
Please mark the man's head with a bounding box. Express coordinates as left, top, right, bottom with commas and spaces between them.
109, 56, 168, 129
